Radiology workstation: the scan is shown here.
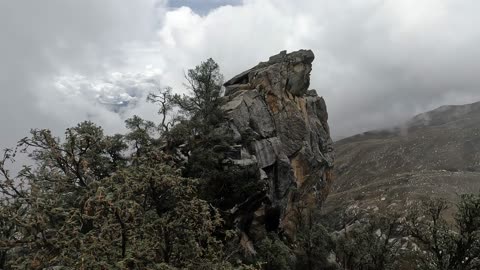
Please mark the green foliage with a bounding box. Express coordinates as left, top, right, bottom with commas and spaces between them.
0, 121, 232, 269
329, 194, 480, 270
0, 58, 263, 270
255, 233, 295, 270
160, 58, 264, 212
296, 220, 336, 270
19, 121, 128, 186
147, 87, 176, 133
125, 115, 159, 157
172, 58, 224, 133
182, 132, 263, 210
5, 57, 479, 270
334, 210, 404, 270
406, 195, 480, 270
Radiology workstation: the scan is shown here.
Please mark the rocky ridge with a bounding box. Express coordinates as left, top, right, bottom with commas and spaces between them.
218, 50, 334, 245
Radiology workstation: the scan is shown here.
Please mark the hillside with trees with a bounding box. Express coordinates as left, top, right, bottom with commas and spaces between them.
1, 53, 480, 270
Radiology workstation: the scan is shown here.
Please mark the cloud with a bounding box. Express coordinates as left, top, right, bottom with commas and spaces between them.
0, 0, 161, 149
45, 67, 164, 131
168, 0, 241, 14
2, 0, 480, 150
148, 0, 480, 138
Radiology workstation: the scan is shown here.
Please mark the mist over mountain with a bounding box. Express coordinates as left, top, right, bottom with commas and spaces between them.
324, 100, 480, 217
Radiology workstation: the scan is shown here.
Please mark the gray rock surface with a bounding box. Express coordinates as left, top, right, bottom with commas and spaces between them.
220, 50, 334, 244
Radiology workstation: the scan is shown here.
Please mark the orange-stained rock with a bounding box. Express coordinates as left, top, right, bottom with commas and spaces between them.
220, 49, 334, 246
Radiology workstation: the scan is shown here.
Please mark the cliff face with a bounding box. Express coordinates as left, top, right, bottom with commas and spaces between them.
219, 50, 334, 243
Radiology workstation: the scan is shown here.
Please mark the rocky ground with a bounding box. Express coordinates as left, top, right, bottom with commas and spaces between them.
323, 101, 480, 222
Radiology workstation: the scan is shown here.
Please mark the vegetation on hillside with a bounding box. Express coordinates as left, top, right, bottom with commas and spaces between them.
330, 194, 480, 270
1, 58, 479, 269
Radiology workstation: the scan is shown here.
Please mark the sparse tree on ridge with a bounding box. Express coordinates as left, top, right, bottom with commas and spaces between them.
147, 87, 177, 133
172, 58, 224, 134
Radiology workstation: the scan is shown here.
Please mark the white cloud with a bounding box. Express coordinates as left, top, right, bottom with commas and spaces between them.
0, 0, 162, 149
132, 0, 480, 138
3, 0, 480, 149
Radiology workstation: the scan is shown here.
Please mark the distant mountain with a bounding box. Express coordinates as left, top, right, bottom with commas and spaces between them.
323, 101, 480, 219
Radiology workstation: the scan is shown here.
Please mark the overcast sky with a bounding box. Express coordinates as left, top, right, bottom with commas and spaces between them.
1, 0, 480, 151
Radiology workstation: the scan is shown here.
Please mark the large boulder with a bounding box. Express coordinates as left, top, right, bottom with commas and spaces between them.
220, 50, 334, 245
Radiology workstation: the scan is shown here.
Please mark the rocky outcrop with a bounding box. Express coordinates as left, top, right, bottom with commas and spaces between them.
219, 50, 334, 245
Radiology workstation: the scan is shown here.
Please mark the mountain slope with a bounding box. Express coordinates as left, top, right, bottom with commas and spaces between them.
323, 101, 480, 218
